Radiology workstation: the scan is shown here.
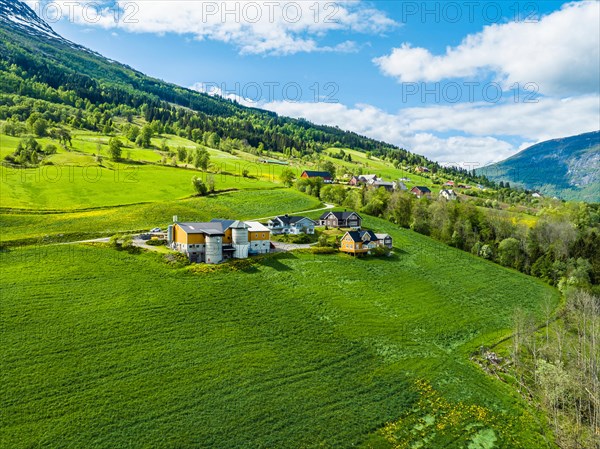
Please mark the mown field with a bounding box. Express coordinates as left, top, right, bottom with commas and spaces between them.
0, 189, 323, 245
1, 126, 562, 448
0, 129, 440, 211
0, 214, 560, 449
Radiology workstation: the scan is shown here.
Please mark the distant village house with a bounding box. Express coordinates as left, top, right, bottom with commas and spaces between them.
349, 174, 380, 186
410, 186, 432, 199
439, 189, 457, 201
301, 170, 333, 183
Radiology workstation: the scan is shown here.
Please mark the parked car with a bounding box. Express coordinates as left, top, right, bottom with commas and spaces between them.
150, 228, 161, 233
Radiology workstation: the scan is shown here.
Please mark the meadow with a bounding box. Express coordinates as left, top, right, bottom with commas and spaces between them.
0, 189, 323, 245
1, 127, 563, 448
0, 130, 440, 211
0, 215, 560, 449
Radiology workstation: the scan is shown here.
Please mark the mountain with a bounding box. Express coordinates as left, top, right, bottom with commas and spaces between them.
0, 0, 62, 40
0, 0, 495, 186
478, 131, 600, 202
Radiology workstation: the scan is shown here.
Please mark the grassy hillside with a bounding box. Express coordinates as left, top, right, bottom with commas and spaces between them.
0, 189, 323, 245
0, 216, 560, 448
478, 131, 600, 202
0, 126, 445, 211
1, 3, 590, 447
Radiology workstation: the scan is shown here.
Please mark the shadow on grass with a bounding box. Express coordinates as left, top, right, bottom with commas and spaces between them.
253, 251, 298, 272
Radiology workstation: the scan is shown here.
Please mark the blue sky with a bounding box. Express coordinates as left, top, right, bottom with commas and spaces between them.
28, 1, 600, 166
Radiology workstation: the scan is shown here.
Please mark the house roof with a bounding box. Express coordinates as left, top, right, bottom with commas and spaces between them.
344, 231, 363, 242
440, 189, 456, 195
412, 186, 431, 193
176, 222, 224, 236
302, 170, 332, 178
375, 233, 391, 240
372, 181, 394, 187
319, 211, 361, 221
359, 174, 378, 181
272, 215, 316, 226
360, 230, 378, 241
344, 230, 377, 243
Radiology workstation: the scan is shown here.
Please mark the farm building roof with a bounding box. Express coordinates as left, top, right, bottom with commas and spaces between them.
211, 219, 249, 230
245, 221, 270, 233
176, 222, 224, 236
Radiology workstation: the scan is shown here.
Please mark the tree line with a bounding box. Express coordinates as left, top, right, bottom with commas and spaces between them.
0, 26, 491, 187
294, 179, 600, 292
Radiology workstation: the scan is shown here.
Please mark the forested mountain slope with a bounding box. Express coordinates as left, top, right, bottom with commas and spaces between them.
478, 131, 600, 202
0, 0, 499, 185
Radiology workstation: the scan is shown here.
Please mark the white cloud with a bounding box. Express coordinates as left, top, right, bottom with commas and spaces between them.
399, 95, 600, 142
29, 0, 396, 55
374, 1, 600, 96
190, 82, 258, 107
261, 95, 600, 166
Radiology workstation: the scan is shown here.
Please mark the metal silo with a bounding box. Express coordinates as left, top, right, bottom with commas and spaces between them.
205, 235, 223, 264
230, 221, 249, 259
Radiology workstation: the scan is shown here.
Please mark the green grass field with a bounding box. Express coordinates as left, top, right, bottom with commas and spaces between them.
0, 189, 323, 245
1, 126, 562, 448
0, 214, 560, 448
0, 129, 446, 211
0, 130, 290, 210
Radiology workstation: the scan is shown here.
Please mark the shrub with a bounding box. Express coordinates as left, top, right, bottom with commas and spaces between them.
44, 144, 58, 155
370, 245, 391, 257
310, 246, 337, 255
192, 176, 208, 196
108, 137, 123, 161
146, 239, 167, 246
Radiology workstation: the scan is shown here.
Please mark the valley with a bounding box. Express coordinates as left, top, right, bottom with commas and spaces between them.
1, 1, 598, 448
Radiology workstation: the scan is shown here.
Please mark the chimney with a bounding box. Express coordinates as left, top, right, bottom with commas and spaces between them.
173, 215, 178, 223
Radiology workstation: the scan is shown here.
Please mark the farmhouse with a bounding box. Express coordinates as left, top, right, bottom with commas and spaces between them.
168, 219, 271, 264
339, 230, 392, 256
349, 174, 380, 186
267, 215, 317, 235
319, 211, 362, 229
439, 189, 457, 201
411, 186, 432, 199
301, 170, 333, 183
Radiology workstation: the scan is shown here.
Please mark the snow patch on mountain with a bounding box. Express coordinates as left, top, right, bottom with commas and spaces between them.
0, 0, 63, 40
